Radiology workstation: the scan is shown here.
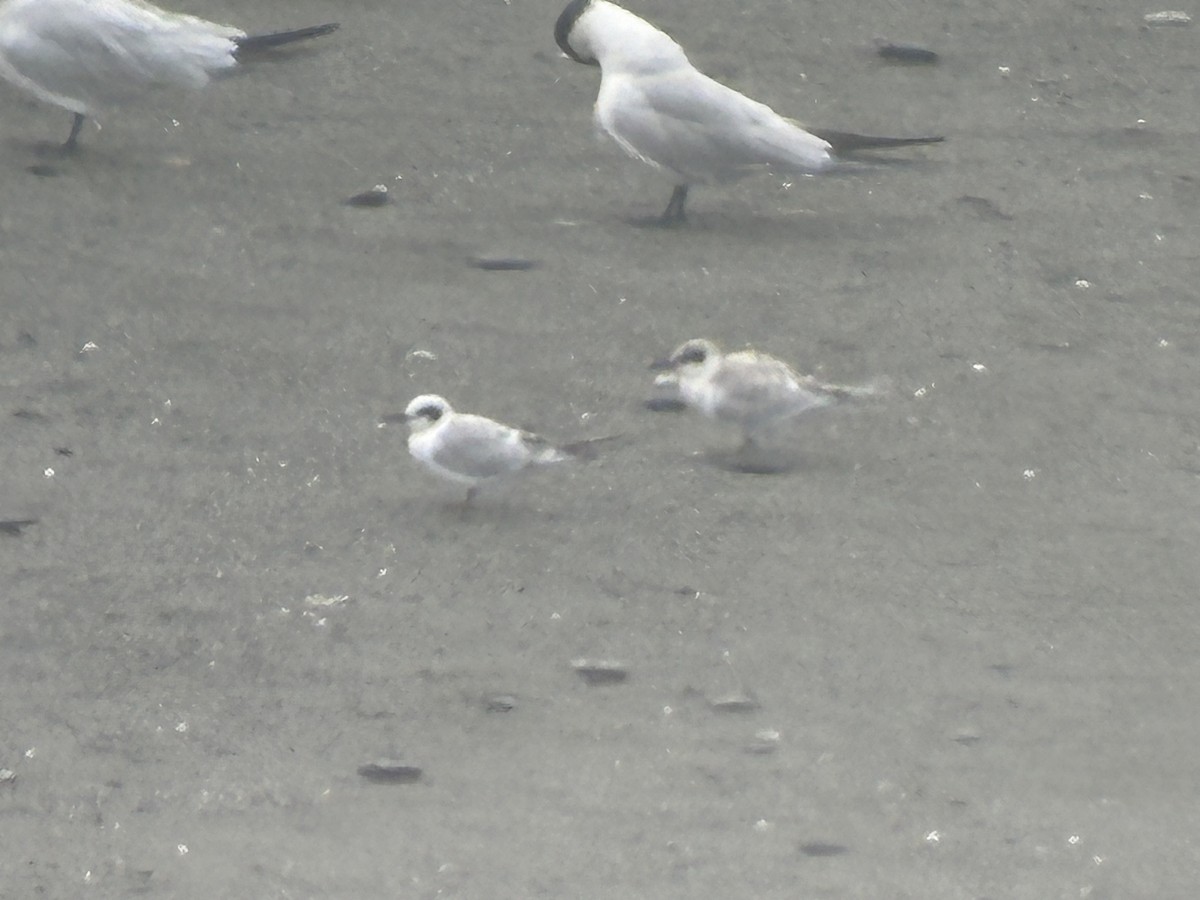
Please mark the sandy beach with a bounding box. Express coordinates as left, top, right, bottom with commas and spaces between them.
2, 1, 1198, 896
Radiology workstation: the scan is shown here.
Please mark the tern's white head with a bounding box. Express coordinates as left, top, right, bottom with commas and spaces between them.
403, 394, 453, 434
555, 0, 688, 74
653, 338, 722, 386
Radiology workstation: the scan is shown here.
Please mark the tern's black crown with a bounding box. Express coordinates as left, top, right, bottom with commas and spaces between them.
555, 0, 596, 65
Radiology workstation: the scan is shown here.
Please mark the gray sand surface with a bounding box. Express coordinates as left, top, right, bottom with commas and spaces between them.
2, 0, 1198, 896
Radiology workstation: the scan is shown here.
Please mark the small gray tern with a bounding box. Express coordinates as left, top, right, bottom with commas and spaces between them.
400, 394, 584, 505
652, 338, 886, 450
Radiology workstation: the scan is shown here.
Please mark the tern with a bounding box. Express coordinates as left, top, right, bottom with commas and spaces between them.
652, 338, 885, 449
0, 0, 338, 151
400, 394, 581, 505
554, 0, 942, 225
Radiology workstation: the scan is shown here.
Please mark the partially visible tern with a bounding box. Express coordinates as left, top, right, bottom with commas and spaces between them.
0, 0, 338, 150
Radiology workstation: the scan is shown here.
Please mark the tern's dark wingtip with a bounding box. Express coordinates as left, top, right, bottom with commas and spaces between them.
234, 22, 339, 55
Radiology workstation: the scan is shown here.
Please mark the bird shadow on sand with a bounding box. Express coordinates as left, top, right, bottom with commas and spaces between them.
619, 208, 845, 240
700, 444, 853, 475
2, 135, 76, 169
412, 493, 580, 528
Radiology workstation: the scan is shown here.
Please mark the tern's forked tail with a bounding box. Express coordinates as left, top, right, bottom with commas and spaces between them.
234, 23, 340, 56
810, 130, 944, 155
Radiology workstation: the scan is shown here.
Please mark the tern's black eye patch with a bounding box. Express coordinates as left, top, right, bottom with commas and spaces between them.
679, 346, 708, 364
418, 405, 443, 421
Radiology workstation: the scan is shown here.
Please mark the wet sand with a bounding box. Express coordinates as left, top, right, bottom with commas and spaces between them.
2, 0, 1198, 896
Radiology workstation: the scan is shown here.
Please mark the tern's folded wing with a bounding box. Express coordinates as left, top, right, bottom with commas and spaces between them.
431, 416, 545, 479
601, 68, 833, 183
712, 356, 830, 421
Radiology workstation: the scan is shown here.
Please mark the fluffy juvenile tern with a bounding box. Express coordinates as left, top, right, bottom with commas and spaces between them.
554, 0, 942, 224
0, 0, 338, 150
652, 338, 884, 448
401, 394, 578, 504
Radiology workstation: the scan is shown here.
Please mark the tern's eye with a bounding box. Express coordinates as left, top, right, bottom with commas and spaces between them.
418, 405, 443, 421
680, 346, 707, 364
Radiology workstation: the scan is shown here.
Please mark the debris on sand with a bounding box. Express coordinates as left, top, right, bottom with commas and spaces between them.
874, 39, 939, 64
572, 659, 628, 685
799, 842, 850, 857
484, 693, 518, 712
344, 184, 390, 207
708, 691, 760, 713
0, 519, 38, 537
468, 256, 540, 271
744, 728, 781, 754
1143, 10, 1191, 25
357, 761, 423, 784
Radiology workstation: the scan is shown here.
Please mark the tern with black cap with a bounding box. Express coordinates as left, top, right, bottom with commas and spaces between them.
554, 0, 942, 225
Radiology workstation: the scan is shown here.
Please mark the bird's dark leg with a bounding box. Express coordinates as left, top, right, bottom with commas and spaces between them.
657, 184, 688, 226
63, 113, 85, 152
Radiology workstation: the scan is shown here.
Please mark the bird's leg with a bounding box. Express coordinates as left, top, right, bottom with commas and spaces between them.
63, 113, 85, 152
657, 184, 688, 226
35, 113, 86, 159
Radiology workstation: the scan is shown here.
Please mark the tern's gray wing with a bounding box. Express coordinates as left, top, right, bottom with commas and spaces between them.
710, 356, 831, 425
432, 415, 559, 479
599, 68, 832, 184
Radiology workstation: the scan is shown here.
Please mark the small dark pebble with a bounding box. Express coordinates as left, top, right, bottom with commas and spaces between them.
643, 397, 688, 413
468, 256, 540, 271
55, 447, 73, 457
0, 519, 38, 536
800, 842, 850, 857
26, 163, 62, 178
572, 660, 628, 685
357, 761, 422, 784
344, 186, 390, 208
875, 41, 939, 64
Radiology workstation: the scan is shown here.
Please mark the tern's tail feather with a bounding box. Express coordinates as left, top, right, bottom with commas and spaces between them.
810, 130, 945, 155
234, 23, 339, 56
560, 434, 625, 462
806, 375, 894, 402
